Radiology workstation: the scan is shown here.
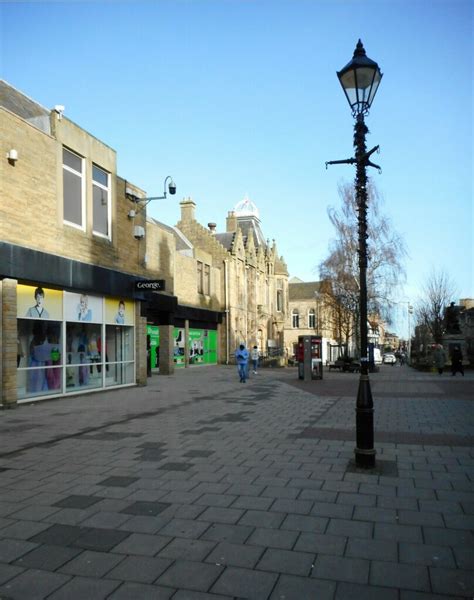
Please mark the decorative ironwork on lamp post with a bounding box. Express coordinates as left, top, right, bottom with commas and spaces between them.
326, 39, 383, 468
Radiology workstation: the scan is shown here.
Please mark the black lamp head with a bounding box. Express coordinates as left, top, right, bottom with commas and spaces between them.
337, 39, 383, 116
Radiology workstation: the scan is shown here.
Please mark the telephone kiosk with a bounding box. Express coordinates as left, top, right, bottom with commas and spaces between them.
297, 335, 323, 380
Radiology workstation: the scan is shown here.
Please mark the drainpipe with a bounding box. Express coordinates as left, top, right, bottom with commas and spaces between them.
224, 259, 230, 364
245, 264, 249, 346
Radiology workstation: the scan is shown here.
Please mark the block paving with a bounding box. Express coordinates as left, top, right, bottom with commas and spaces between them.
0, 365, 473, 598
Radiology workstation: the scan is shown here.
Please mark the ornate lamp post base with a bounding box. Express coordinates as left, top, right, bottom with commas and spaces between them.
355, 372, 376, 468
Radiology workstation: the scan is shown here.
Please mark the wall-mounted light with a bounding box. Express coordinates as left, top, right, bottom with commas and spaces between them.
6, 149, 18, 163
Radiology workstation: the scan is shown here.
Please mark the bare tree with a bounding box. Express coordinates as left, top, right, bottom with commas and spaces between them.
319, 181, 406, 355
415, 270, 457, 344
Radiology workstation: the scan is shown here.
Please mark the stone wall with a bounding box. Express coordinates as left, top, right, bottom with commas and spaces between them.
1, 279, 18, 406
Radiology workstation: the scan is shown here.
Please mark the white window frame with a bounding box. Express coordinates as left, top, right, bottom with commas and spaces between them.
308, 309, 316, 329
292, 310, 299, 329
63, 147, 85, 231
92, 164, 111, 240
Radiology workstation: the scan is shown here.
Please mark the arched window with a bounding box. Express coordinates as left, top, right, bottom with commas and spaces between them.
292, 309, 299, 329
308, 309, 316, 329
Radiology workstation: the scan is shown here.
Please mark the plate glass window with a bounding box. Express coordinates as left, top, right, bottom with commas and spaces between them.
93, 165, 110, 238
63, 148, 84, 229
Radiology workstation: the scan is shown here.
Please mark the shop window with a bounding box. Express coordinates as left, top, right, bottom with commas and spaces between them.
292, 310, 300, 328
16, 285, 136, 401
105, 325, 135, 386
93, 164, 111, 238
63, 147, 85, 229
65, 322, 103, 392
17, 319, 62, 400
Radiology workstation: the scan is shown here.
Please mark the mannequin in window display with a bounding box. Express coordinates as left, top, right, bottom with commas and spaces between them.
88, 332, 101, 374
27, 322, 47, 392
17, 338, 24, 368
97, 335, 108, 373
45, 328, 61, 391
77, 326, 90, 385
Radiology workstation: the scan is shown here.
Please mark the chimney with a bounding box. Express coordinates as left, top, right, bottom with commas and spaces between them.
226, 210, 237, 232
208, 222, 217, 234
180, 197, 196, 222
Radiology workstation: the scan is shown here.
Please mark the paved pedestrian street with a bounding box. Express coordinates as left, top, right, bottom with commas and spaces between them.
0, 365, 473, 599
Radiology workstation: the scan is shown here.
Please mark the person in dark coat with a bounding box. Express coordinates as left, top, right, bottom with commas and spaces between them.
450, 346, 464, 376
433, 344, 446, 375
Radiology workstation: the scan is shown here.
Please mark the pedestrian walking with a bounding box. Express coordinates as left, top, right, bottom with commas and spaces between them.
251, 345, 259, 374
450, 345, 464, 376
433, 344, 447, 375
235, 343, 249, 383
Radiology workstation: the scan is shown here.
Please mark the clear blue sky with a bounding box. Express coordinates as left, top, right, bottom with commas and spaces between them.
1, 0, 472, 337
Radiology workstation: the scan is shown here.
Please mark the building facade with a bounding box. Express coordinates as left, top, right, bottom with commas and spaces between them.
175, 196, 289, 362
1, 80, 187, 405
283, 279, 339, 364
1, 80, 288, 406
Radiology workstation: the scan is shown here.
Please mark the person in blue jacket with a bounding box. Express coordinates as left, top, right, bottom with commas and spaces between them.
235, 343, 249, 383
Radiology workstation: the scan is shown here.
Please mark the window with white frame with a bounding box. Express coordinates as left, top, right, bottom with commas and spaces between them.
308, 308, 316, 328
63, 147, 84, 229
92, 164, 110, 238
292, 309, 300, 328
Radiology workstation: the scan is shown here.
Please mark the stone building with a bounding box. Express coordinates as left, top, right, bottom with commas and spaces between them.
283, 279, 339, 364
175, 196, 289, 362
0, 79, 287, 406
0, 79, 189, 405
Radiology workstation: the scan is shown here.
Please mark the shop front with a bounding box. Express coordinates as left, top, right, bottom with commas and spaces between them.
1, 243, 179, 406
16, 284, 135, 402
147, 324, 218, 369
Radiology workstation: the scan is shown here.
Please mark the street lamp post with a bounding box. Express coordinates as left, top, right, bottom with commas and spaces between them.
408, 304, 414, 363
326, 40, 383, 468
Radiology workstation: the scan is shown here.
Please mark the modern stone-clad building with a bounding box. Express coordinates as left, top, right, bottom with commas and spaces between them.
0, 79, 186, 405
1, 80, 288, 406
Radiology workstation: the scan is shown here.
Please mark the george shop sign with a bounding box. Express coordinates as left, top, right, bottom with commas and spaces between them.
134, 280, 165, 292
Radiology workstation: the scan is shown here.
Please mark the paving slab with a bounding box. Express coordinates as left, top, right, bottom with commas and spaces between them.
0, 365, 473, 598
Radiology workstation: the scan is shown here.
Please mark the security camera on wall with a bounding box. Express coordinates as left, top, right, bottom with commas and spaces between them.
168, 179, 176, 195
133, 225, 145, 240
